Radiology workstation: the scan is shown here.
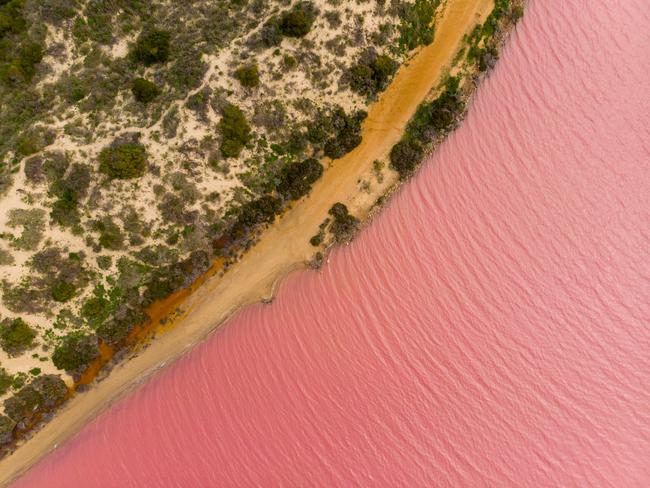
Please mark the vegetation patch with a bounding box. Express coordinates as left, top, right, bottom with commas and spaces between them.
130, 29, 171, 66
131, 78, 161, 104
348, 50, 398, 97
219, 103, 252, 158
234, 64, 260, 88
0, 318, 36, 356
99, 142, 148, 180
52, 331, 99, 374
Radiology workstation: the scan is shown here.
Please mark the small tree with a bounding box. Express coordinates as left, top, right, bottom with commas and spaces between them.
0, 318, 36, 356
131, 78, 161, 103
52, 332, 99, 374
389, 138, 423, 179
219, 104, 252, 158
99, 142, 147, 179
131, 29, 171, 66
279, 3, 317, 38
234, 64, 260, 88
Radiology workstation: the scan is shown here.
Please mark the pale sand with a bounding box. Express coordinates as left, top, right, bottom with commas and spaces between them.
0, 0, 494, 484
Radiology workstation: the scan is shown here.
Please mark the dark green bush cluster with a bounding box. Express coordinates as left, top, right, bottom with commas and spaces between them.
3, 248, 87, 313
228, 195, 282, 240
0, 41, 43, 86
0, 0, 44, 86
394, 0, 438, 51
0, 317, 36, 356
3, 375, 67, 429
348, 50, 397, 97
0, 367, 12, 396
130, 29, 171, 66
48, 161, 91, 227
99, 141, 147, 179
328, 203, 359, 243
465, 0, 515, 71
277, 158, 323, 200
52, 331, 99, 373
93, 217, 124, 250
389, 138, 424, 180
141, 250, 210, 306
407, 76, 463, 139
234, 64, 260, 88
219, 103, 252, 158
390, 77, 463, 179
306, 106, 366, 160
131, 77, 160, 103
256, 2, 317, 47
279, 2, 318, 38
97, 306, 145, 348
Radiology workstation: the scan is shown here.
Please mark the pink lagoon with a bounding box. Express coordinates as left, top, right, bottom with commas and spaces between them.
13, 0, 650, 486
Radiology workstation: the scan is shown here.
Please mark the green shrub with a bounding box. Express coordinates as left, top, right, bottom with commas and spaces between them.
328, 203, 359, 243
219, 103, 252, 158
279, 2, 317, 38
234, 64, 260, 88
389, 138, 423, 179
228, 195, 282, 240
3, 375, 67, 425
0, 318, 36, 356
131, 78, 160, 103
96, 306, 145, 348
278, 158, 323, 200
0, 414, 14, 445
51, 280, 76, 302
348, 52, 397, 97
99, 142, 147, 179
0, 367, 12, 396
7, 208, 45, 251
395, 0, 437, 51
52, 331, 99, 373
130, 29, 171, 66
93, 217, 124, 250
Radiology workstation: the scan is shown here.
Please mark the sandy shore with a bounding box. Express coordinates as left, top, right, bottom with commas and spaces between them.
0, 0, 494, 485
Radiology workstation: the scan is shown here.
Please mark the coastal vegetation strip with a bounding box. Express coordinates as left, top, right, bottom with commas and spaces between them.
0, 0, 524, 482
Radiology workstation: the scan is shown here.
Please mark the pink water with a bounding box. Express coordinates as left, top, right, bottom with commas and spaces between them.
14, 0, 650, 486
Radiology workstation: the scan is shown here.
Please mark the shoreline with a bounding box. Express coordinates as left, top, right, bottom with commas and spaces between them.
0, 0, 500, 485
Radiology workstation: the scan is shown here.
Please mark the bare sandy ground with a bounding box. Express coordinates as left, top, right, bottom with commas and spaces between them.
0, 0, 494, 485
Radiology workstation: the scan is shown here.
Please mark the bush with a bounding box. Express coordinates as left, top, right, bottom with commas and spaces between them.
328, 203, 359, 243
389, 138, 423, 179
279, 2, 317, 38
51, 280, 76, 302
395, 0, 437, 51
97, 306, 145, 348
0, 367, 12, 396
278, 158, 323, 200
219, 103, 251, 158
99, 142, 147, 179
130, 29, 171, 66
52, 331, 99, 373
3, 375, 67, 425
0, 318, 36, 356
0, 415, 15, 445
131, 78, 160, 103
93, 218, 124, 250
234, 64, 260, 88
228, 195, 282, 240
348, 52, 397, 97
405, 77, 463, 141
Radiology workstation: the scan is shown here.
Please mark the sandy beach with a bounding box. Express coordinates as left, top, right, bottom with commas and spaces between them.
0, 0, 494, 485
